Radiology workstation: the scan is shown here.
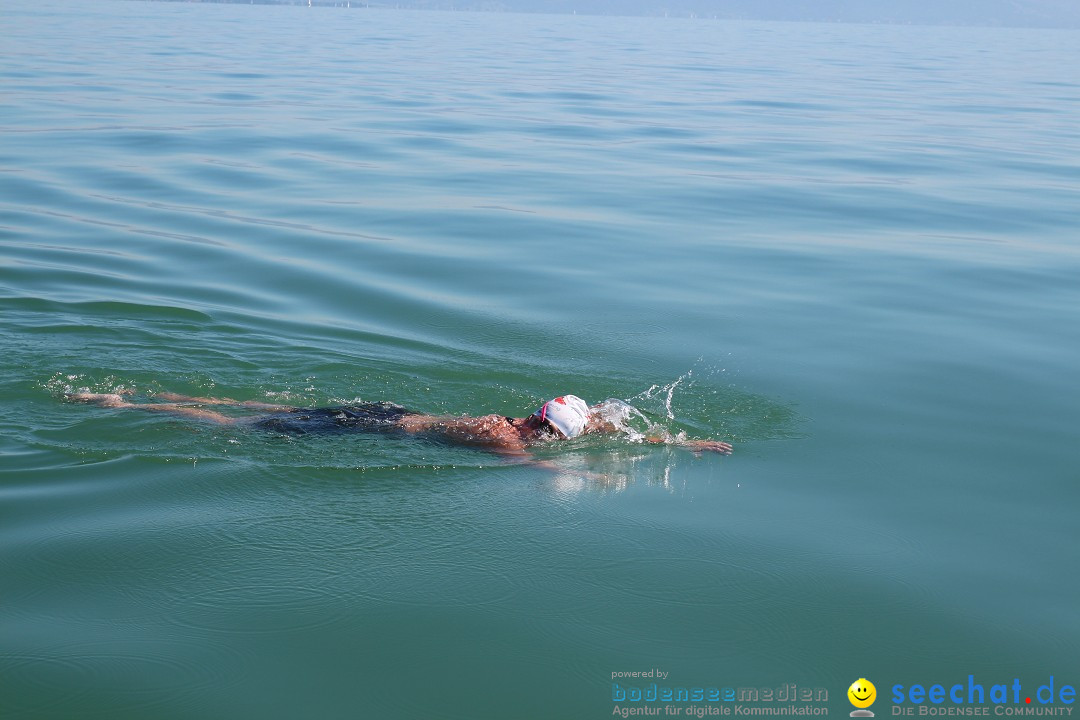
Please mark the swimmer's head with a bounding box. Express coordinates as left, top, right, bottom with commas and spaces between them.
533, 395, 590, 438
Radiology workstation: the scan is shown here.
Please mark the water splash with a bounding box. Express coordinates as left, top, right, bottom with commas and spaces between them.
606, 368, 701, 443
612, 364, 800, 446
588, 398, 659, 443
42, 372, 137, 398
627, 369, 694, 421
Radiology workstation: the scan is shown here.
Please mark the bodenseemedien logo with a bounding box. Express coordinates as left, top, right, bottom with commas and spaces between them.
849, 678, 877, 717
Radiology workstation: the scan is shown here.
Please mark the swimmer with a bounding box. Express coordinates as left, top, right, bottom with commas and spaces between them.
67, 391, 733, 460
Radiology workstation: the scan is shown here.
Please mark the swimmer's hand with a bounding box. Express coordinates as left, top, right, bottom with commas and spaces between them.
682, 440, 733, 455
646, 436, 733, 455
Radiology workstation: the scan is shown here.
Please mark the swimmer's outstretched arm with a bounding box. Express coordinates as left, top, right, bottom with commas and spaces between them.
654, 438, 733, 455
585, 418, 732, 454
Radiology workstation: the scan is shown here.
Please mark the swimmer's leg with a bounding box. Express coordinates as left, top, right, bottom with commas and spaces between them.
153, 392, 293, 411
67, 393, 239, 424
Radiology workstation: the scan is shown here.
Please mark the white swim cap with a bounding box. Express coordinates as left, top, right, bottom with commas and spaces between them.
534, 395, 590, 438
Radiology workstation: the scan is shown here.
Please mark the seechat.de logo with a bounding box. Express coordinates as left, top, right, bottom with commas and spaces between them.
849, 679, 878, 718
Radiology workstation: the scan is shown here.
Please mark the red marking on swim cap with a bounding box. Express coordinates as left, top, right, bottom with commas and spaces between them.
554, 397, 566, 404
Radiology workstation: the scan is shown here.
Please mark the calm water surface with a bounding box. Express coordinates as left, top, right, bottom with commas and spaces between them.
2, 2, 1079, 718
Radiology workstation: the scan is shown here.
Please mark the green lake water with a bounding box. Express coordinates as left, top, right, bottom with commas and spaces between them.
2, 2, 1078, 717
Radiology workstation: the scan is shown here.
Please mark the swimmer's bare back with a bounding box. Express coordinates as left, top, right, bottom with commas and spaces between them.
66, 391, 732, 457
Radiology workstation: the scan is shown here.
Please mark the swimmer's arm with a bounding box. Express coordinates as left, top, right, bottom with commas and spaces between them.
645, 436, 733, 455
490, 448, 565, 473
582, 417, 620, 434
584, 418, 732, 454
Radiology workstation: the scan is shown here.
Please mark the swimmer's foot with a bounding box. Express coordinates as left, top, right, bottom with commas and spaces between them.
65, 392, 133, 408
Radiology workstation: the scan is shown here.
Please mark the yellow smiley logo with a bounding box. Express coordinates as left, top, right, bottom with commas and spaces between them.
848, 678, 877, 709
